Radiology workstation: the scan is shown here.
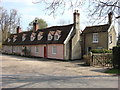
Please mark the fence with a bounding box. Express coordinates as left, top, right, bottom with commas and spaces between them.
91, 53, 113, 67
84, 53, 113, 67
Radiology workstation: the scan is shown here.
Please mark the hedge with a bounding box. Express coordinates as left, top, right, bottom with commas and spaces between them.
91, 49, 112, 53
112, 46, 120, 69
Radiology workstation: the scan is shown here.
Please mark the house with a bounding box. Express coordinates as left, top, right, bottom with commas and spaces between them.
2, 10, 82, 60
81, 12, 117, 55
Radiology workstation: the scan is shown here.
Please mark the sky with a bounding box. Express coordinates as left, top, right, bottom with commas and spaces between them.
0, 0, 90, 31
0, 0, 119, 33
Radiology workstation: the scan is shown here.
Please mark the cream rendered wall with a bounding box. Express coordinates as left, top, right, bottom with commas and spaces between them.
108, 26, 117, 49
71, 11, 81, 60
71, 29, 81, 60
64, 42, 70, 60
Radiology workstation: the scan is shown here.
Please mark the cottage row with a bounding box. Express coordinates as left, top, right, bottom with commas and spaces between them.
2, 10, 117, 60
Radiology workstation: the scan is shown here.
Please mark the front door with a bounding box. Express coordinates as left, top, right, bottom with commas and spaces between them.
44, 46, 47, 58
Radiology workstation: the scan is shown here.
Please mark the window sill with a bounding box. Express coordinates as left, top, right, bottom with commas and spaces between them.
52, 53, 56, 55
92, 41, 98, 43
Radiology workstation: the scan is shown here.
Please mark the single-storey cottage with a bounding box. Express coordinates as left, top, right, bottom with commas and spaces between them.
2, 10, 82, 60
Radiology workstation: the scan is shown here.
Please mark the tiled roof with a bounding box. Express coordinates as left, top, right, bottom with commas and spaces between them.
82, 24, 110, 34
3, 24, 74, 45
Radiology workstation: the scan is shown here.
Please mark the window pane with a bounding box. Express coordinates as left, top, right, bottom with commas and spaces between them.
52, 46, 57, 54
93, 33, 98, 43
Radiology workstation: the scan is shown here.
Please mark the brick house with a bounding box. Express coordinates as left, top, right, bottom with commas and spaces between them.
81, 12, 117, 55
2, 10, 81, 60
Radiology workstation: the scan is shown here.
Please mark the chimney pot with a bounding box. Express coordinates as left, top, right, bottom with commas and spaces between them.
16, 26, 21, 34
108, 12, 113, 25
33, 19, 39, 32
73, 10, 80, 33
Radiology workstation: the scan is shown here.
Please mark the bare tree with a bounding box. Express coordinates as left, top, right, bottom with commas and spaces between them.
0, 7, 21, 43
33, 0, 120, 24
86, 0, 120, 24
33, 0, 85, 15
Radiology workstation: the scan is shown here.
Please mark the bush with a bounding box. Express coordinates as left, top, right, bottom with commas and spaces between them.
91, 49, 112, 53
83, 55, 91, 65
112, 46, 120, 69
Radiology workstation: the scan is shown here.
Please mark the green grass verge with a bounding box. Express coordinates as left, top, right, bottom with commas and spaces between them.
104, 68, 120, 74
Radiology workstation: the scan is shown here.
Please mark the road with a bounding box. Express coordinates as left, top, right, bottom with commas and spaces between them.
1, 54, 118, 88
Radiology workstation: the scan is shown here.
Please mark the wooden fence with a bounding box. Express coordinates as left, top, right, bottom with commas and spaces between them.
84, 53, 113, 67
91, 53, 113, 67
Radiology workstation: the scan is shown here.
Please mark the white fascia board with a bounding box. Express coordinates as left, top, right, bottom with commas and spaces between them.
108, 22, 115, 32
64, 26, 74, 44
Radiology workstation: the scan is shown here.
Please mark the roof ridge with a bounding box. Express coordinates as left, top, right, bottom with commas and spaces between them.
38, 23, 74, 30
86, 24, 109, 28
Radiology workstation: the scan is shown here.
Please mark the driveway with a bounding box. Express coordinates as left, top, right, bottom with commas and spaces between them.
1, 54, 118, 88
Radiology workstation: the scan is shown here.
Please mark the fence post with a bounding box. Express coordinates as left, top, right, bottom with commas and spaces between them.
89, 52, 93, 66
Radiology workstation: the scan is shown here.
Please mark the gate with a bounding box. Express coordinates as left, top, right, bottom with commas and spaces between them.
91, 53, 113, 67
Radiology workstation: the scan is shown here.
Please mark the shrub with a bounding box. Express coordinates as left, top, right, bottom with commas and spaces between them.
83, 55, 91, 65
91, 49, 112, 53
112, 46, 120, 69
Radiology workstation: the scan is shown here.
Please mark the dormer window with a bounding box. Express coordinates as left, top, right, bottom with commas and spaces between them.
8, 38, 11, 42
22, 34, 26, 41
38, 32, 43, 40
13, 35, 17, 42
48, 31, 55, 40
54, 35, 59, 40
56, 30, 62, 34
48, 33, 53, 40
31, 33, 36, 41
38, 34, 43, 40
54, 30, 61, 40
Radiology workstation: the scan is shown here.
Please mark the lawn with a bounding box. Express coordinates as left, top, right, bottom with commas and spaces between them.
104, 68, 120, 75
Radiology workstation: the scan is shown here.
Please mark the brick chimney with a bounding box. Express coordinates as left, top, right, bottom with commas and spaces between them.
16, 26, 22, 34
74, 10, 80, 34
33, 20, 39, 32
108, 12, 113, 25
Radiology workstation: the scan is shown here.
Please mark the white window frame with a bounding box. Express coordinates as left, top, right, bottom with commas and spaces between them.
54, 35, 59, 40
13, 46, 16, 52
38, 34, 43, 40
13, 35, 17, 42
31, 35, 35, 41
48, 34, 53, 40
52, 46, 57, 54
13, 37, 16, 42
8, 38, 11, 42
22, 36, 26, 41
109, 34, 112, 44
93, 33, 99, 43
35, 46, 39, 53
54, 31, 61, 40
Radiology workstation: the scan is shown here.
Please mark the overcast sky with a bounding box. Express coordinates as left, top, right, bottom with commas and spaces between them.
1, 0, 119, 33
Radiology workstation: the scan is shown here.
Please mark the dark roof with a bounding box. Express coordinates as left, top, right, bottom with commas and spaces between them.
3, 24, 74, 45
82, 24, 110, 34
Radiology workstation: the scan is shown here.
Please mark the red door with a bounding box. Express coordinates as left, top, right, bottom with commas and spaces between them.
44, 46, 47, 58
